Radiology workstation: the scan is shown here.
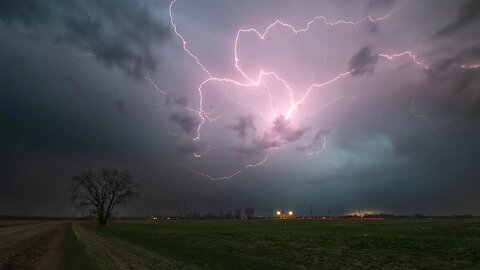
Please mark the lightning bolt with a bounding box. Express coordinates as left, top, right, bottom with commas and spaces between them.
187, 154, 268, 181
168, 0, 427, 180
461, 64, 480, 69
305, 137, 327, 156
378, 52, 427, 69
145, 76, 168, 95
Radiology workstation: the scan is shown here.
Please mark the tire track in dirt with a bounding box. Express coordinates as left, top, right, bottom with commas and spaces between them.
0, 222, 68, 270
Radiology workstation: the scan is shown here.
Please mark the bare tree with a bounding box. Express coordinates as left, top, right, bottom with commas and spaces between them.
70, 169, 140, 226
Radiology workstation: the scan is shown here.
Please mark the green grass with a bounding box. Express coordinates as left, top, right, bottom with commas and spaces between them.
64, 223, 97, 270
72, 219, 480, 269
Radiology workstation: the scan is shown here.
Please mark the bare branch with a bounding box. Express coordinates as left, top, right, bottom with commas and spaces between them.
70, 168, 140, 226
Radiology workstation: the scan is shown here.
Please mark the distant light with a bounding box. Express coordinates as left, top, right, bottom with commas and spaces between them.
276, 211, 281, 215
288, 211, 293, 216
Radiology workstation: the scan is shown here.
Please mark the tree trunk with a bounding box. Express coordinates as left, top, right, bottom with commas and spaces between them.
98, 205, 107, 226
98, 217, 107, 226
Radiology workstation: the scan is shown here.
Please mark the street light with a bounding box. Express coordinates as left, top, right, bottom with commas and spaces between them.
276, 211, 281, 216
288, 211, 293, 216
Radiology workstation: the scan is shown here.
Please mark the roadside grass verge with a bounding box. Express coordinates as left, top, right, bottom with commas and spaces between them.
64, 223, 96, 270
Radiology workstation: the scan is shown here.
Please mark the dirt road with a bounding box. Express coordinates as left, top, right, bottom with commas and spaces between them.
0, 222, 68, 270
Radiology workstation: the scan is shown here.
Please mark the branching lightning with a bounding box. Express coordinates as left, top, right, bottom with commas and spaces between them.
378, 52, 427, 68
187, 154, 268, 181
168, 0, 427, 180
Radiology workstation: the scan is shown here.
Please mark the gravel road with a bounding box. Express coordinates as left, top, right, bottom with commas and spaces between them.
0, 222, 68, 270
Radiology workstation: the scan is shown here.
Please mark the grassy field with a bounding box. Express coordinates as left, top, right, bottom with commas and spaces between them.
66, 219, 480, 270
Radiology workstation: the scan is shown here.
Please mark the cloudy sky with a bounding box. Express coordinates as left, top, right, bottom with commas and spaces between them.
1, 0, 479, 216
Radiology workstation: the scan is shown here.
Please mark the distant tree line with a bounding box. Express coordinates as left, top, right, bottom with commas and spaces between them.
186, 206, 256, 219
137, 212, 478, 221
144, 206, 258, 220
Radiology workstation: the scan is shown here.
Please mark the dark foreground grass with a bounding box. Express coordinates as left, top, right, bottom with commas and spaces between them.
65, 223, 97, 270
77, 219, 480, 269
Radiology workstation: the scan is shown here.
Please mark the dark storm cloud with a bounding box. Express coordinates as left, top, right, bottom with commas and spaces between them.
174, 96, 189, 108
0, 17, 175, 167
175, 141, 198, 155
459, 45, 480, 63
228, 115, 256, 139
234, 116, 307, 155
424, 44, 480, 119
259, 116, 307, 148
0, 0, 170, 77
367, 0, 396, 9
425, 69, 480, 119
2, 0, 480, 217
114, 100, 127, 115
433, 0, 480, 38
447, 45, 480, 76
169, 112, 199, 134
427, 45, 480, 79
349, 46, 379, 76
451, 70, 478, 95
165, 95, 189, 109
297, 130, 328, 153
174, 140, 210, 156
385, 121, 480, 212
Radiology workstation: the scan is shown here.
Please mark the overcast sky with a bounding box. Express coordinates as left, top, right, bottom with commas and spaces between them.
1, 0, 479, 216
